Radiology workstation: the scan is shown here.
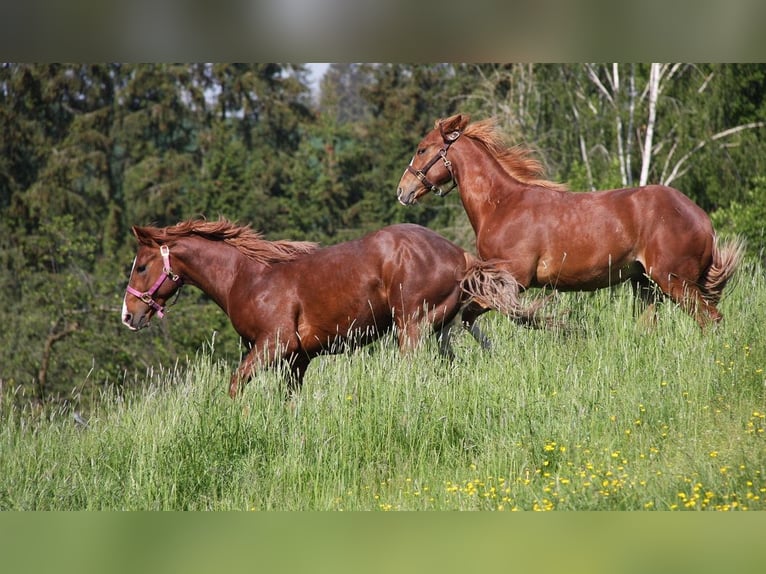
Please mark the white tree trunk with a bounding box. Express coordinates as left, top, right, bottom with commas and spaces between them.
639, 63, 661, 187
610, 64, 629, 187
625, 65, 636, 187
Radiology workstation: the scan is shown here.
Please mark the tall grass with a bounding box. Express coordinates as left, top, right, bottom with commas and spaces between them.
2, 263, 764, 510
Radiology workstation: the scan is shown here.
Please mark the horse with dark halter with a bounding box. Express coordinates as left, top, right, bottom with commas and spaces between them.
397, 114, 745, 329
122, 219, 542, 397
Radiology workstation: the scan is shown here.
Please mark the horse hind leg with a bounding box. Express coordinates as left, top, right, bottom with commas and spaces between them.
677, 282, 722, 330
397, 316, 426, 354
435, 322, 456, 360
286, 355, 310, 398
467, 321, 492, 350
653, 273, 722, 330
632, 274, 661, 328
461, 302, 492, 350
432, 304, 491, 359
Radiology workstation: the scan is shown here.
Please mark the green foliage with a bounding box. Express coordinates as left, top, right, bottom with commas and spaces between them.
710, 177, 766, 261
567, 157, 625, 192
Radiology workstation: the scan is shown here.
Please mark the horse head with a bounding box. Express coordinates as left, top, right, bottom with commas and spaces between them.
397, 113, 469, 205
121, 226, 183, 331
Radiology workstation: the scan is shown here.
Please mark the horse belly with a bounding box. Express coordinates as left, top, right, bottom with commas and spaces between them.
297, 293, 392, 353
534, 256, 643, 291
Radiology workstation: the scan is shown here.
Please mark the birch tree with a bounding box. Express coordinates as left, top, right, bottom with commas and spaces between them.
580, 63, 765, 191
584, 62, 636, 187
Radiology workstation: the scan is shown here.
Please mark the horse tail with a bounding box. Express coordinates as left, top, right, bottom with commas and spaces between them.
460, 254, 548, 325
700, 235, 746, 306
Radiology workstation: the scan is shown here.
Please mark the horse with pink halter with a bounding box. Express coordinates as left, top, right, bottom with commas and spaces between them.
122, 219, 544, 397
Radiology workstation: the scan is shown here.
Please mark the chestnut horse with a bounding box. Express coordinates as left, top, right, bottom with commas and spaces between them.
122, 219, 542, 397
397, 113, 745, 329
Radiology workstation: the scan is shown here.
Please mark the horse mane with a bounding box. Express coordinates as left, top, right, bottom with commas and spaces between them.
462, 118, 568, 191
140, 218, 320, 265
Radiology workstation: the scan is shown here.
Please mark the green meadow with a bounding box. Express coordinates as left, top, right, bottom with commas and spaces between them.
1, 263, 764, 511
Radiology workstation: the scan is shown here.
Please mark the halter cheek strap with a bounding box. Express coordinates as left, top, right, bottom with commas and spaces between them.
406, 129, 460, 197
125, 245, 182, 319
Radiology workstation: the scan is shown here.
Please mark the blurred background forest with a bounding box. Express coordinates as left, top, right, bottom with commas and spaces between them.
1, 63, 765, 411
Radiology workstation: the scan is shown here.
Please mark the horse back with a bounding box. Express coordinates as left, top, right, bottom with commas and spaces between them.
477, 183, 715, 290
358, 223, 469, 311
254, 224, 468, 352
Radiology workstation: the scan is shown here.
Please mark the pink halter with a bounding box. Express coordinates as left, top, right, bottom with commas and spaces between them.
125, 245, 182, 318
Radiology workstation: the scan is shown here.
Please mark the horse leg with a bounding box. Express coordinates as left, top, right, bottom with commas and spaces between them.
230, 346, 260, 398
286, 354, 310, 396
398, 321, 423, 353
631, 275, 660, 328
435, 322, 456, 360
229, 336, 295, 398
673, 281, 721, 329
435, 307, 493, 359
651, 272, 721, 330
461, 302, 492, 350
468, 321, 492, 349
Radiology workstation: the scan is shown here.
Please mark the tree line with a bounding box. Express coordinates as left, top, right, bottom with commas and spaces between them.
1, 63, 764, 411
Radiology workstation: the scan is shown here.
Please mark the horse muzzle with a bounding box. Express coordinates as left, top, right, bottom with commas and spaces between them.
121, 303, 153, 331
397, 187, 418, 206
122, 313, 147, 331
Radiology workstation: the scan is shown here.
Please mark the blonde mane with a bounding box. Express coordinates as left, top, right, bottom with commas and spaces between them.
141, 218, 319, 265
462, 118, 568, 191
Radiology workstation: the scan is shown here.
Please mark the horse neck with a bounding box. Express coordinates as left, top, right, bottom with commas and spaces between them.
168, 237, 260, 312
452, 138, 524, 232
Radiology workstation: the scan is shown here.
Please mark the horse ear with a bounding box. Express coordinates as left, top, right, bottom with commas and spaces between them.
132, 226, 157, 246
440, 113, 470, 133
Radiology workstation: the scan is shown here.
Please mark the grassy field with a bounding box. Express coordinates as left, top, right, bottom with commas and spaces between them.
1, 263, 765, 511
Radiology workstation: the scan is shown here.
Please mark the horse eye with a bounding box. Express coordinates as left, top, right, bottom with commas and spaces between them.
417, 148, 426, 155
136, 264, 147, 273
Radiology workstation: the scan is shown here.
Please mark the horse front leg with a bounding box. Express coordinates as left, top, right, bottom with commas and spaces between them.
229, 335, 297, 398
396, 316, 426, 354
230, 350, 256, 398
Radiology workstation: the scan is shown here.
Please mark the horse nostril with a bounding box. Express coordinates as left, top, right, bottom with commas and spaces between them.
122, 312, 140, 331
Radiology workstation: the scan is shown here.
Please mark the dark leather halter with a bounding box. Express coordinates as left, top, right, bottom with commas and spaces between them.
405, 127, 461, 197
